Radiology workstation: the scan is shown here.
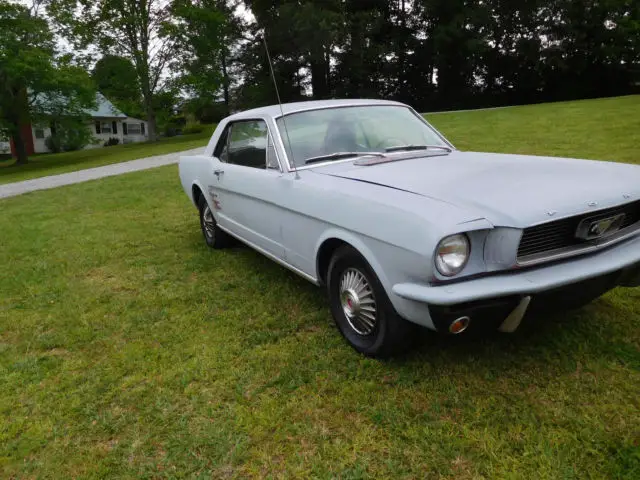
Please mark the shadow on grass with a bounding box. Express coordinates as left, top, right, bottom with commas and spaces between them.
400, 300, 639, 381
195, 235, 638, 384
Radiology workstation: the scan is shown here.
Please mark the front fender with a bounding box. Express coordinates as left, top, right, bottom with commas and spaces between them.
313, 228, 438, 329
315, 228, 394, 292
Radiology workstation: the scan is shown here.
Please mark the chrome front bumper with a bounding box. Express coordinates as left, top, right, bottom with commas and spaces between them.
393, 233, 640, 307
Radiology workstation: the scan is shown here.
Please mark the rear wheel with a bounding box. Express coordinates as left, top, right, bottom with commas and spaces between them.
327, 246, 416, 357
198, 195, 231, 249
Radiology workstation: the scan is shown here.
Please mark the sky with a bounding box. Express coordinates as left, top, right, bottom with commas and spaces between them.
13, 0, 258, 98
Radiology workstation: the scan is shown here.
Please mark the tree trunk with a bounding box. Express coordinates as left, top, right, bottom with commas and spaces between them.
11, 128, 29, 165
8, 87, 30, 164
310, 57, 329, 99
144, 96, 158, 141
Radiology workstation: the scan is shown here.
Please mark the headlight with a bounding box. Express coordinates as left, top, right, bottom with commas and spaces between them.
435, 234, 470, 277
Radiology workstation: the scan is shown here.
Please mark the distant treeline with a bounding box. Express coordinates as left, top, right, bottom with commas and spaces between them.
230, 0, 639, 111
3, 0, 639, 165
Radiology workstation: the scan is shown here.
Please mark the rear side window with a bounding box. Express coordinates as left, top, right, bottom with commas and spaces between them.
214, 125, 230, 161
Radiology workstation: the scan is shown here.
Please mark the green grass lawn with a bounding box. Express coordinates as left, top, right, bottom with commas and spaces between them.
1, 97, 639, 478
0, 126, 215, 186
2, 95, 638, 188
426, 95, 640, 165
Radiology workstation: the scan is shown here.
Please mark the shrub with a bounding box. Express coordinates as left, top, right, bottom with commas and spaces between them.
45, 117, 93, 152
104, 137, 120, 147
45, 135, 63, 153
182, 122, 205, 135
62, 128, 91, 151
163, 123, 182, 137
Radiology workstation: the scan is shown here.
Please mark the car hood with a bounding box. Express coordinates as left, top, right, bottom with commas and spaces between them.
311, 151, 640, 228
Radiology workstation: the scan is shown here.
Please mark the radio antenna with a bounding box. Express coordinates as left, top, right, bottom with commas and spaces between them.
261, 32, 299, 179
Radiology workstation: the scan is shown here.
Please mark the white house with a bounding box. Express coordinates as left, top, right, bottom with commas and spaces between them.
16, 93, 149, 155
0, 137, 10, 155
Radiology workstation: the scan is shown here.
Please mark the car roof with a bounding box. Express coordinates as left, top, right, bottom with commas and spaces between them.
226, 98, 408, 121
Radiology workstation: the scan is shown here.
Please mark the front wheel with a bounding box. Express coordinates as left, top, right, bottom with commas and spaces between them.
327, 246, 416, 357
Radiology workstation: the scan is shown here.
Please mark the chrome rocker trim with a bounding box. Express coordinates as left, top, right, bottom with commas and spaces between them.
217, 224, 320, 285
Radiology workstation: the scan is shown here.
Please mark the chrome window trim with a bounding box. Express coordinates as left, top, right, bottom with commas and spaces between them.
272, 104, 457, 172
266, 129, 283, 171
273, 102, 405, 118
214, 117, 284, 173
516, 220, 640, 267
410, 107, 456, 150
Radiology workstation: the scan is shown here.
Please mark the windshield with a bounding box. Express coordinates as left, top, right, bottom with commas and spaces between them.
276, 105, 449, 168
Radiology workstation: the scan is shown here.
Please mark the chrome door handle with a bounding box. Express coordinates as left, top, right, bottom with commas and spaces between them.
213, 169, 224, 178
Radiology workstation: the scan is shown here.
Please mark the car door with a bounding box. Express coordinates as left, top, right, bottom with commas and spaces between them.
211, 118, 286, 258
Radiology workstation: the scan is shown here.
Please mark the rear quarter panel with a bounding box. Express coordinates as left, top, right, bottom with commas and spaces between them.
179, 155, 213, 206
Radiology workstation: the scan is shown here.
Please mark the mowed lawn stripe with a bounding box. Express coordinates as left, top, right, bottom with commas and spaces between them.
1, 96, 639, 478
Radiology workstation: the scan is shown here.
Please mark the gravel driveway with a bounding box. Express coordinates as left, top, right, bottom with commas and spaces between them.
0, 147, 205, 200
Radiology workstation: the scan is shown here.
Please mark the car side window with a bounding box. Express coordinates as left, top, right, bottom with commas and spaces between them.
225, 120, 271, 169
213, 125, 230, 162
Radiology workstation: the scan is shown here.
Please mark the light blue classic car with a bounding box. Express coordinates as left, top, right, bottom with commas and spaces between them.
179, 99, 640, 357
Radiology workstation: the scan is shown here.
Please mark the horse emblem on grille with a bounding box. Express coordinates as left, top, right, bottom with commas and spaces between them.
576, 213, 626, 241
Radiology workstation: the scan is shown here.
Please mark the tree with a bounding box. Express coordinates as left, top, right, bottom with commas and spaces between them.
49, 0, 176, 141
92, 55, 144, 118
245, 0, 341, 100
170, 0, 240, 117
0, 1, 95, 165
334, 1, 397, 100
542, 0, 639, 101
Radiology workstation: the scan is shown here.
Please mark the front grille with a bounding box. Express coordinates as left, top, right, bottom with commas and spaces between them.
517, 200, 640, 262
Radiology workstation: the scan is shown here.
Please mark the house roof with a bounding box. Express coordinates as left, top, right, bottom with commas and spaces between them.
87, 92, 127, 118
31, 91, 127, 118
88, 93, 127, 118
125, 116, 147, 123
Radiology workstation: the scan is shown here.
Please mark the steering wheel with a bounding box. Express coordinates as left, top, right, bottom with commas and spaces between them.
373, 137, 406, 150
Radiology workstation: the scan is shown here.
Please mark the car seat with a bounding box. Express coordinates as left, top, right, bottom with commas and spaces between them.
323, 119, 360, 153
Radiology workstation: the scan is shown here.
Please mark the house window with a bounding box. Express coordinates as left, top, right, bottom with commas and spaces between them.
126, 123, 141, 135
34, 128, 45, 139
100, 122, 112, 134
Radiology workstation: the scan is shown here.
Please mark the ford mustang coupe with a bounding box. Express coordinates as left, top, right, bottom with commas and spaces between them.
179, 99, 640, 357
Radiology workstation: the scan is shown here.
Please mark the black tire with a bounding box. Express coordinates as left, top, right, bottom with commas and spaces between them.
197, 195, 231, 249
327, 246, 417, 358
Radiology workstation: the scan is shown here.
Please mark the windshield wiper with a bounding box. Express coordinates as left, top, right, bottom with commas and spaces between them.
384, 144, 452, 153
304, 151, 385, 165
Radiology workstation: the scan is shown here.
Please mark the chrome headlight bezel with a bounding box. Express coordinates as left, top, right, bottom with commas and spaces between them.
435, 234, 471, 277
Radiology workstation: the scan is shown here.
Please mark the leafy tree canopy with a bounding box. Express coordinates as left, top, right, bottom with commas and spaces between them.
0, 0, 95, 164
48, 0, 177, 140
92, 55, 144, 118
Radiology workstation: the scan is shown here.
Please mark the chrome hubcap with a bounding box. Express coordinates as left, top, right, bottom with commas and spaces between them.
203, 206, 215, 239
339, 268, 377, 336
